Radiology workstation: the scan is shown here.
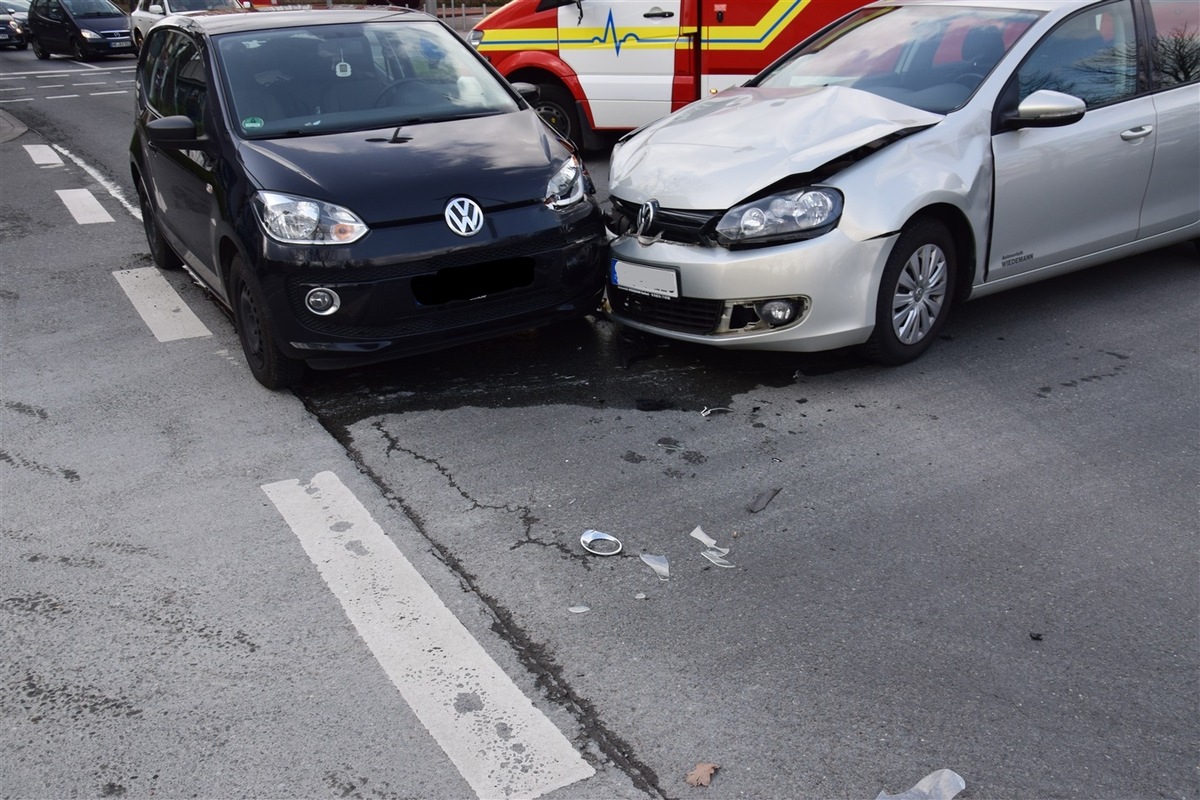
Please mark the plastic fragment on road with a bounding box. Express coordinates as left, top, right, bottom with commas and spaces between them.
640, 554, 670, 581
700, 406, 732, 417
700, 550, 735, 568
747, 487, 781, 513
568, 605, 590, 614
875, 769, 966, 800
688, 525, 730, 556
580, 529, 623, 556
634, 592, 647, 600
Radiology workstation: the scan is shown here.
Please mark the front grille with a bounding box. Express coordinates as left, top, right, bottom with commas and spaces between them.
100, 29, 131, 40
609, 285, 722, 335
608, 197, 721, 245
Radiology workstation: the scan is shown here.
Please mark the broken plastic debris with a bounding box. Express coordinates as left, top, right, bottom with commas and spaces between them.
634, 592, 647, 600
747, 487, 781, 513
700, 550, 735, 568
640, 554, 670, 581
568, 605, 590, 614
689, 525, 730, 556
700, 406, 732, 417
580, 529, 622, 556
875, 769, 966, 800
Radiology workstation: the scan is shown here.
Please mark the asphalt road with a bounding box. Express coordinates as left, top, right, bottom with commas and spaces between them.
1, 44, 1197, 800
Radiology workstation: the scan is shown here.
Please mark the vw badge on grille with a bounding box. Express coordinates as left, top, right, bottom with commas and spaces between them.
445, 197, 484, 237
636, 199, 659, 237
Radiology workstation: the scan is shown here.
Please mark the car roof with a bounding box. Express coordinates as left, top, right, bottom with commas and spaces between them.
169, 6, 430, 36
873, 0, 1097, 11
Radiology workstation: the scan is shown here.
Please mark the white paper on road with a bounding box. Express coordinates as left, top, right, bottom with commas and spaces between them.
262, 471, 595, 800
112, 267, 212, 342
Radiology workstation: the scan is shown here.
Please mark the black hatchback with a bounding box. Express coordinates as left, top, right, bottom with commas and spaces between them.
130, 8, 607, 388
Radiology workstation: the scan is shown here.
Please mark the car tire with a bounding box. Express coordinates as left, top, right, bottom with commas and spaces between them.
134, 174, 183, 271
31, 36, 49, 59
865, 217, 956, 365
133, 29, 142, 51
70, 37, 89, 61
534, 83, 582, 146
229, 255, 306, 390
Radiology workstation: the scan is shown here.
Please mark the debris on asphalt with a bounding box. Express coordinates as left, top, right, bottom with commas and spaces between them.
700, 406, 732, 417
688, 525, 729, 555
568, 605, 590, 614
875, 769, 966, 800
685, 762, 720, 787
700, 550, 735, 568
1030, 631, 1044, 641
640, 554, 670, 581
747, 487, 781, 513
634, 592, 647, 600
580, 529, 623, 556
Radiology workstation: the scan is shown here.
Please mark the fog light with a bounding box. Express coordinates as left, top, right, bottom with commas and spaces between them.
305, 287, 340, 316
756, 299, 798, 326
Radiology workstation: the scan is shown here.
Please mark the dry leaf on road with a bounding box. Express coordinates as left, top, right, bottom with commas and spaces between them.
685, 762, 720, 787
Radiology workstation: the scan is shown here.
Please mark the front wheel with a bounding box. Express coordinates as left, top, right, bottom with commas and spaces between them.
70, 37, 89, 61
229, 256, 306, 390
533, 83, 582, 146
30, 36, 49, 59
865, 217, 957, 365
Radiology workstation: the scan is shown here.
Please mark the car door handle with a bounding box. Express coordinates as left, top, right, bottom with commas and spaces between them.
643, 10, 675, 18
1120, 125, 1154, 141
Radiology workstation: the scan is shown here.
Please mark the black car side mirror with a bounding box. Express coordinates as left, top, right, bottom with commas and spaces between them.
146, 115, 201, 146
511, 81, 540, 103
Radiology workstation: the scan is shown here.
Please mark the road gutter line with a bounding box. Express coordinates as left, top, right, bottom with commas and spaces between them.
262, 471, 596, 800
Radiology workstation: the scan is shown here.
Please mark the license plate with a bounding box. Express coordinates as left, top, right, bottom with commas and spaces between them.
610, 258, 678, 299
0, 34, 9, 40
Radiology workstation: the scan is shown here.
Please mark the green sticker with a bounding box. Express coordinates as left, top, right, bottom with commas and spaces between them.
242, 116, 265, 130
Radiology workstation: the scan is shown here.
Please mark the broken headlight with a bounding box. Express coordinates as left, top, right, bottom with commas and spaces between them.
715, 187, 843, 247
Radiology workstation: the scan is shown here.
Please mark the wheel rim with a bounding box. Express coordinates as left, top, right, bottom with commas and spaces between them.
891, 242, 948, 345
535, 101, 570, 138
237, 282, 266, 370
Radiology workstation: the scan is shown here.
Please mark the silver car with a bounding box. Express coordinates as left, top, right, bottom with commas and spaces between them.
130, 0, 242, 49
606, 0, 1200, 364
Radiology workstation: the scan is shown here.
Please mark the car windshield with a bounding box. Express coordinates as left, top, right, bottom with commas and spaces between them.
3, 0, 30, 12
63, 0, 124, 17
215, 20, 522, 139
755, 5, 1043, 113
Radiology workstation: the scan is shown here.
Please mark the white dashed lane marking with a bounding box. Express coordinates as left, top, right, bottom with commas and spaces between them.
112, 268, 213, 342
56, 188, 114, 224
262, 471, 596, 800
24, 144, 63, 166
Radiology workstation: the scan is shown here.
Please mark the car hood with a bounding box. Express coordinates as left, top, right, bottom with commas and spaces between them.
73, 12, 128, 28
236, 109, 564, 226
608, 85, 943, 210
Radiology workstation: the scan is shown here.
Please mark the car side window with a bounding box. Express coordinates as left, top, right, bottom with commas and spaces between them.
142, 30, 207, 135
1146, 0, 1200, 88
1016, 0, 1139, 107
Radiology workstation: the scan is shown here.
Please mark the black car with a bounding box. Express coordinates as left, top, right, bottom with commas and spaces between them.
0, 11, 27, 48
130, 8, 607, 388
28, 0, 133, 60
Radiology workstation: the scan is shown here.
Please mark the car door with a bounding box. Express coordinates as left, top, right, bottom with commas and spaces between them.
32, 0, 70, 51
139, 27, 222, 287
989, 0, 1155, 280
1137, 0, 1200, 238
557, 0, 682, 129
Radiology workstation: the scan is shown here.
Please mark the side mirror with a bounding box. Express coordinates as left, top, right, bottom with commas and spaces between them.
999, 89, 1085, 132
148, 3, 163, 12
146, 114, 199, 146
511, 81, 539, 103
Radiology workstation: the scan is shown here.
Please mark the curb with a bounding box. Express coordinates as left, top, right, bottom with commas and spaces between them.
0, 109, 28, 144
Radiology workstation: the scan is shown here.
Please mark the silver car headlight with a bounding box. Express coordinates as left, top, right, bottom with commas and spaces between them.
80, 28, 102, 39
253, 191, 368, 245
716, 187, 843, 247
545, 156, 585, 210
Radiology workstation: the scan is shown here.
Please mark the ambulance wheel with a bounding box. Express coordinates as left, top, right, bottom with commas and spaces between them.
534, 84, 581, 145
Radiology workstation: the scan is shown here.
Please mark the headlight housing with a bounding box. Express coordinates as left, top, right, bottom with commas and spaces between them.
715, 187, 843, 247
253, 191, 368, 245
545, 156, 585, 210
80, 28, 102, 40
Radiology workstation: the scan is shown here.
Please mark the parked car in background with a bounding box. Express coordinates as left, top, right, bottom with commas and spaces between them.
0, 0, 30, 22
130, 8, 608, 388
0, 10, 27, 47
28, 0, 133, 59
606, 0, 1200, 365
130, 0, 244, 49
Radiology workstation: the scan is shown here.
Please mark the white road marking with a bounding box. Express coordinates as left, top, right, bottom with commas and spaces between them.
112, 268, 212, 342
24, 144, 64, 166
90, 91, 127, 96
262, 471, 596, 800
0, 86, 26, 91
0, 98, 32, 103
56, 188, 114, 224
45, 94, 79, 99
39, 84, 65, 88
73, 81, 107, 86
52, 144, 140, 220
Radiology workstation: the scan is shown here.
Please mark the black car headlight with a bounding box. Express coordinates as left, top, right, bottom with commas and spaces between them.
253, 191, 368, 245
715, 187, 843, 247
545, 156, 585, 210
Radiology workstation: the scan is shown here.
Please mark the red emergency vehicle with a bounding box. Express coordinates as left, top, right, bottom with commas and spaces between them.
468, 0, 867, 146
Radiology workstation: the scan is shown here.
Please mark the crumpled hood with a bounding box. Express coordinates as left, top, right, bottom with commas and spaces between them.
236, 109, 564, 226
609, 85, 943, 210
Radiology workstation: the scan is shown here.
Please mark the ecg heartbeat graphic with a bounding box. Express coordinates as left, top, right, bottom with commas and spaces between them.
588, 10, 644, 56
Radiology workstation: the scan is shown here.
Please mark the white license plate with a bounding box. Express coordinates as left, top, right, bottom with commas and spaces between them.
610, 258, 678, 299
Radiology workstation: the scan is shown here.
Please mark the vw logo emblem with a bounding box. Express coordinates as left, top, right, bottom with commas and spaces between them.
445, 197, 484, 237
636, 199, 659, 236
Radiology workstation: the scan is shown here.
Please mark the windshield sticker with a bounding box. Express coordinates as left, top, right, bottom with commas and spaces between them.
335, 60, 352, 78
242, 117, 265, 130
